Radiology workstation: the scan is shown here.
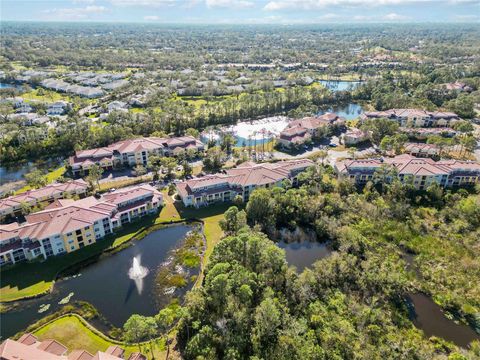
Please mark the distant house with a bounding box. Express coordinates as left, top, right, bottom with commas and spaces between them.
360, 108, 461, 128
440, 82, 473, 93
16, 101, 33, 113
47, 101, 70, 116
107, 100, 128, 112
176, 159, 313, 207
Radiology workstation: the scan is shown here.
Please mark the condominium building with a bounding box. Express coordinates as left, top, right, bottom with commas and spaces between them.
360, 109, 461, 128
0, 333, 146, 360
342, 128, 370, 145
335, 154, 480, 190
0, 184, 163, 266
404, 143, 441, 159
278, 113, 345, 148
0, 180, 89, 221
69, 136, 205, 176
176, 159, 313, 207
399, 127, 457, 140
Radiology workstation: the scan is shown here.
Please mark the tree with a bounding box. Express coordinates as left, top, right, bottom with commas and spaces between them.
219, 206, 248, 235
124, 314, 158, 355
160, 157, 177, 179
86, 164, 103, 191
134, 164, 147, 176
246, 188, 276, 232
185, 128, 200, 138
156, 303, 184, 359
24, 170, 47, 189
181, 160, 192, 179
360, 118, 399, 145
220, 133, 236, 155
20, 201, 32, 215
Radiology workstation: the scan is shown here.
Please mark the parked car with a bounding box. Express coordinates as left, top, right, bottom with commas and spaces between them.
328, 143, 337, 147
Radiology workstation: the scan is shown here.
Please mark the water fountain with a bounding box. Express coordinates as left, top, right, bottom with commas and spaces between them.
128, 255, 149, 294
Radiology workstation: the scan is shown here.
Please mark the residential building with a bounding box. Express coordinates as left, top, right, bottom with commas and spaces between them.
47, 101, 70, 116
0, 184, 163, 266
440, 81, 473, 93
404, 143, 441, 159
278, 113, 346, 148
176, 159, 313, 207
107, 101, 128, 112
360, 109, 461, 128
0, 333, 146, 360
69, 136, 205, 177
335, 154, 480, 190
343, 128, 370, 145
400, 127, 457, 140
0, 180, 89, 221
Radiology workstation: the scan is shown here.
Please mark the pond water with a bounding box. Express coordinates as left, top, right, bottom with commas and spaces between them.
318, 80, 362, 92
407, 293, 480, 348
318, 103, 364, 120
0, 82, 23, 90
0, 224, 197, 339
277, 241, 333, 271
0, 159, 63, 186
0, 163, 35, 186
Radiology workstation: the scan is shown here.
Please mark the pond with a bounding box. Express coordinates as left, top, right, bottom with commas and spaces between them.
318, 103, 364, 120
277, 241, 333, 271
0, 82, 23, 90
318, 80, 362, 92
0, 224, 198, 339
407, 293, 480, 348
0, 163, 35, 186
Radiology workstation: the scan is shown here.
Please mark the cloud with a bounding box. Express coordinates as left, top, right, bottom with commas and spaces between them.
318, 12, 339, 19
42, 5, 107, 20
205, 0, 255, 8
453, 14, 479, 20
144, 15, 161, 20
383, 12, 410, 20
108, 0, 177, 6
264, 0, 480, 11
71, 0, 96, 4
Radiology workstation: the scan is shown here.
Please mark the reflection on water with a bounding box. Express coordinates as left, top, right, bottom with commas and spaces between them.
407, 293, 480, 348
273, 227, 332, 271
0, 225, 195, 339
318, 80, 362, 92
318, 103, 364, 120
277, 241, 333, 271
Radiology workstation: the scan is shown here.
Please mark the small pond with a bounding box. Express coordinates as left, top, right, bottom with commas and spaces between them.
318, 80, 362, 92
407, 293, 480, 348
273, 227, 333, 271
0, 159, 63, 186
0, 82, 23, 90
318, 103, 364, 120
0, 224, 199, 339
277, 241, 333, 271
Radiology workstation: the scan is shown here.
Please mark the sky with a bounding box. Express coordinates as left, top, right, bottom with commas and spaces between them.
1, 0, 479, 24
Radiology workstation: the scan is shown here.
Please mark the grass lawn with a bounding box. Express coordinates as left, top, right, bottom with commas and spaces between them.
15, 166, 66, 194
34, 315, 165, 359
